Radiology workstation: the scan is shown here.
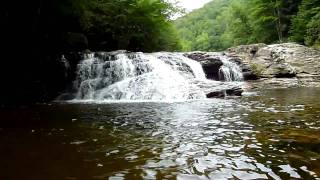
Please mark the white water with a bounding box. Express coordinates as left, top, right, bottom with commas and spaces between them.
72, 52, 243, 101
219, 56, 244, 81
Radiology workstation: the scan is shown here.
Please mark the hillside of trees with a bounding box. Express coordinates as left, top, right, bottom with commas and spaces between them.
174, 0, 320, 51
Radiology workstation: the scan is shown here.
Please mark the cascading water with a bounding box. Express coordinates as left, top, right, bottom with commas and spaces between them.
71, 51, 243, 102
218, 56, 243, 82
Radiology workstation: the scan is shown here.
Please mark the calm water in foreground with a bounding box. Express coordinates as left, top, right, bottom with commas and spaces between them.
1, 88, 320, 180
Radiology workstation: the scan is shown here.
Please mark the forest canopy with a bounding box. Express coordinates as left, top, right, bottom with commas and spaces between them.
81, 0, 182, 51
174, 0, 320, 51
3, 0, 181, 53
4, 0, 319, 53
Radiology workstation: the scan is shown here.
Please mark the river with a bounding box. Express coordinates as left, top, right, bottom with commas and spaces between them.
1, 87, 319, 179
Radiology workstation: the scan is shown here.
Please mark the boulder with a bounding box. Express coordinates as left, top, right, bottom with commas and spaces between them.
206, 87, 243, 98
184, 52, 224, 80
201, 58, 223, 80
206, 91, 225, 98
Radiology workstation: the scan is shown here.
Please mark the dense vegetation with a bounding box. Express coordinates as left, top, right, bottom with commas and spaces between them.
3, 0, 180, 53
81, 0, 181, 51
175, 0, 320, 51
2, 0, 180, 103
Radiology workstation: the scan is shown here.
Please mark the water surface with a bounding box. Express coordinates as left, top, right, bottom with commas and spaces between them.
1, 88, 320, 179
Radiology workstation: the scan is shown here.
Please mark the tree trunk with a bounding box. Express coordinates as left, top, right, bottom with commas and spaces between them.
274, 0, 283, 42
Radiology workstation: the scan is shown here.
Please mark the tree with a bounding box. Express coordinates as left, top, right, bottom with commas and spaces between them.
305, 12, 320, 47
174, 0, 231, 51
84, 0, 181, 52
290, 0, 320, 46
250, 0, 283, 43
174, 0, 303, 51
219, 0, 253, 47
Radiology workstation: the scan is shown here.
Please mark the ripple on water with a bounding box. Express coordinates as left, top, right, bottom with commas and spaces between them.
1, 88, 320, 179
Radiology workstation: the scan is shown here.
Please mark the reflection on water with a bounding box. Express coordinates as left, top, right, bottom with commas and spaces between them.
0, 88, 320, 179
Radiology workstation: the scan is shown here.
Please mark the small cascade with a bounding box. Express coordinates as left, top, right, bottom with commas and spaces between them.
218, 56, 243, 82
69, 51, 244, 102
72, 52, 209, 101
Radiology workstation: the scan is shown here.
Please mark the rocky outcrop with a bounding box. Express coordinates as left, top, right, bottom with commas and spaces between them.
228, 43, 320, 79
186, 43, 320, 89
229, 43, 320, 88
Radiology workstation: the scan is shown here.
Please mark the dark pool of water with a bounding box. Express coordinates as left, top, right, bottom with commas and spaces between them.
1, 88, 320, 180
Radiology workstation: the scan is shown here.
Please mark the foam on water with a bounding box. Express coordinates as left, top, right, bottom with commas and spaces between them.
71, 51, 243, 102
219, 56, 243, 81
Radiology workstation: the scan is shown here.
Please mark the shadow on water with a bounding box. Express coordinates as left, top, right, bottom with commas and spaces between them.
0, 87, 320, 179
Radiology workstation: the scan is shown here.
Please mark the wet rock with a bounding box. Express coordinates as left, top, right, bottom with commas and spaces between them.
206, 87, 243, 98
201, 58, 223, 80
184, 52, 211, 61
242, 71, 259, 80
226, 87, 243, 96
206, 91, 225, 98
184, 52, 224, 80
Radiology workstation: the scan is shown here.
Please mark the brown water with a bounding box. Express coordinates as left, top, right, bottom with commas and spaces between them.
0, 88, 320, 180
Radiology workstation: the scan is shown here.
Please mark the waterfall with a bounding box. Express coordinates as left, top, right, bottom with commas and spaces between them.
70, 51, 244, 102
218, 56, 243, 82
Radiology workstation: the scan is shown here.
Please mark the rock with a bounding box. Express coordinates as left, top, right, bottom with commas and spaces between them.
242, 71, 259, 80
184, 52, 224, 80
256, 43, 320, 77
225, 43, 320, 88
267, 63, 296, 78
206, 91, 225, 98
201, 58, 223, 80
228, 43, 267, 56
206, 87, 243, 98
184, 52, 211, 61
226, 87, 243, 96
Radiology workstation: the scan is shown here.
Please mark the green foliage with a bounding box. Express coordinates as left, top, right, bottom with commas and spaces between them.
218, 0, 254, 46
249, 0, 279, 43
175, 0, 231, 51
175, 0, 303, 51
290, 0, 320, 47
249, 0, 301, 43
20, 0, 182, 52
305, 12, 320, 47
81, 0, 181, 52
